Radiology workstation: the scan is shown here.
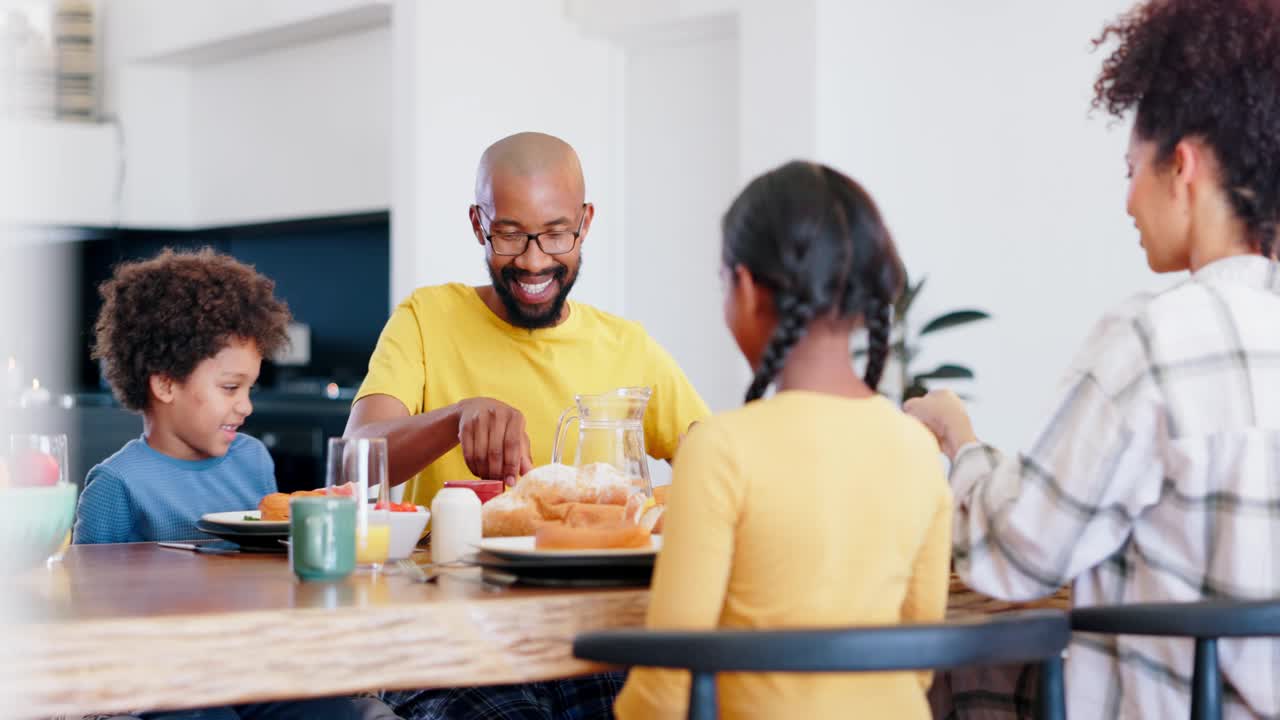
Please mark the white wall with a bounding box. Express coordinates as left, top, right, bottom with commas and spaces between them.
574, 0, 827, 420
0, 121, 119, 226
575, 0, 1182, 455
190, 26, 390, 225
102, 0, 391, 228
100, 0, 386, 66
622, 19, 744, 415
813, 0, 1176, 451
737, 0, 817, 178
389, 0, 624, 315
85, 0, 1190, 458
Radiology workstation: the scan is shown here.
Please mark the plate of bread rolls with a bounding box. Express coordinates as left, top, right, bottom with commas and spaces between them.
480, 463, 666, 557
202, 483, 367, 532
200, 509, 291, 532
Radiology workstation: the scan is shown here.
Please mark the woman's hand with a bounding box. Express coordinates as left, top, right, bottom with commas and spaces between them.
904, 389, 979, 460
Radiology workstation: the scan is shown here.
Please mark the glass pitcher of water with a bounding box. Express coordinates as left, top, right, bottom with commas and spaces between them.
551, 387, 653, 496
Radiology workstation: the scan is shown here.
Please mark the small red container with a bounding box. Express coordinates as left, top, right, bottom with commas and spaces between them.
443, 480, 505, 504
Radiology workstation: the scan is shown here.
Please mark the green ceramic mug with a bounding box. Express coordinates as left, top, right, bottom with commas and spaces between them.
289, 496, 355, 582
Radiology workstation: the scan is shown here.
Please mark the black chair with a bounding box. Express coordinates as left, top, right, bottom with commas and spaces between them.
574, 609, 1069, 720
1072, 600, 1280, 720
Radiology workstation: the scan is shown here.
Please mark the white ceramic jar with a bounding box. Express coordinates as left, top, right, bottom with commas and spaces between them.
430, 487, 481, 564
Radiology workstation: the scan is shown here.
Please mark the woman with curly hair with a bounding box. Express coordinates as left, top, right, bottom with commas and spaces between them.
908, 0, 1280, 717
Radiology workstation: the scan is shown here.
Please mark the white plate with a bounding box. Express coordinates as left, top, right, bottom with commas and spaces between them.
200, 510, 288, 530
477, 535, 662, 559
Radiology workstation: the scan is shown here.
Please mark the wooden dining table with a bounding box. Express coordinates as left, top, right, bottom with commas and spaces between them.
0, 543, 1071, 719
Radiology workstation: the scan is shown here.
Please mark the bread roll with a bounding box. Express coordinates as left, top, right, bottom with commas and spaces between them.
258, 489, 335, 521
481, 491, 543, 537
575, 462, 639, 505
514, 462, 640, 506
258, 492, 291, 521
483, 463, 656, 543
651, 484, 670, 533
512, 463, 582, 505
563, 502, 626, 529
534, 523, 651, 550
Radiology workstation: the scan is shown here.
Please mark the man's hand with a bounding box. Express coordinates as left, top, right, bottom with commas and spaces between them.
903, 389, 979, 460
456, 397, 534, 485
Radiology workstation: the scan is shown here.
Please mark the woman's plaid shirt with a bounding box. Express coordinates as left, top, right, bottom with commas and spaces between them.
951, 255, 1280, 719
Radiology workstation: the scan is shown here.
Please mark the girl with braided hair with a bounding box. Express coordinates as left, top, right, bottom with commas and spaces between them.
616, 162, 952, 720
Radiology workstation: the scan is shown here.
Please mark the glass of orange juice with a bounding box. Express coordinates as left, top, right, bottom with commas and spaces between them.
325, 437, 391, 572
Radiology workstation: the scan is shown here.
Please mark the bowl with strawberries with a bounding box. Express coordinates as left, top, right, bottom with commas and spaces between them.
0, 444, 76, 573
374, 499, 430, 560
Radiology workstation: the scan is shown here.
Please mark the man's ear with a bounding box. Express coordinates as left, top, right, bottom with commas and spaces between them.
577, 203, 595, 248
470, 205, 487, 247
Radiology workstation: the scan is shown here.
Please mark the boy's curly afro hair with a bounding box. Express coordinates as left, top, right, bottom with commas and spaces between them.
92, 248, 292, 412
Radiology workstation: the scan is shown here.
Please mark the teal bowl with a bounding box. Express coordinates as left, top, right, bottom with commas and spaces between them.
0, 483, 77, 572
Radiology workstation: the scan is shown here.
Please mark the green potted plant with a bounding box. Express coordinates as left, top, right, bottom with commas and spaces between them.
856, 274, 991, 402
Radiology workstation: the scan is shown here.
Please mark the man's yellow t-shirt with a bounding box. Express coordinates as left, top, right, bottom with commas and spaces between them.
355, 283, 711, 507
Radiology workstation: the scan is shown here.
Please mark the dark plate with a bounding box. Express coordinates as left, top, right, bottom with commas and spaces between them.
485, 570, 651, 588
194, 521, 288, 553
197, 520, 290, 536
467, 551, 653, 588
462, 550, 655, 569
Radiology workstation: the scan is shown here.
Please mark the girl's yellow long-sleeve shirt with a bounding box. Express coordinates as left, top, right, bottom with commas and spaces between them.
616, 391, 952, 720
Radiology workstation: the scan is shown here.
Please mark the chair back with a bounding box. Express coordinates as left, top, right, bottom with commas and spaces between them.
574, 609, 1070, 720
1072, 600, 1280, 720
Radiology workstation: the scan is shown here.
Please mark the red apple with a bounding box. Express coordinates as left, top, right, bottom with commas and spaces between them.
13, 450, 60, 487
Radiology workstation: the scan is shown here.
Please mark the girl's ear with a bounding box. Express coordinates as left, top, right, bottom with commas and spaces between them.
725, 264, 779, 372
734, 264, 775, 324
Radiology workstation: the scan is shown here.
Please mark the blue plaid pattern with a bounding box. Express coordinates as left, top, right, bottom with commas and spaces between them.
382, 673, 625, 720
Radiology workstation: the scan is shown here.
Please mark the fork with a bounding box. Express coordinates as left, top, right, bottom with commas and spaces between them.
396, 558, 440, 583
396, 558, 516, 591
396, 558, 476, 582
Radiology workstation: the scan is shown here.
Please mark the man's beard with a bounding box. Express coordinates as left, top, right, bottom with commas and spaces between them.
488, 258, 580, 330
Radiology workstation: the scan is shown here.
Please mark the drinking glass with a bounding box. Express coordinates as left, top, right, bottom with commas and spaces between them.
9, 433, 72, 565
325, 437, 390, 571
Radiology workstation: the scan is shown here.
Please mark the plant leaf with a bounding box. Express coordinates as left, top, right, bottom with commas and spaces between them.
919, 310, 990, 336
894, 276, 926, 322
913, 364, 975, 381
902, 382, 929, 402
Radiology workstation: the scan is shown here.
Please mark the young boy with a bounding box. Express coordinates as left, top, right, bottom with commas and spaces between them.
74, 248, 399, 720
74, 248, 291, 544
